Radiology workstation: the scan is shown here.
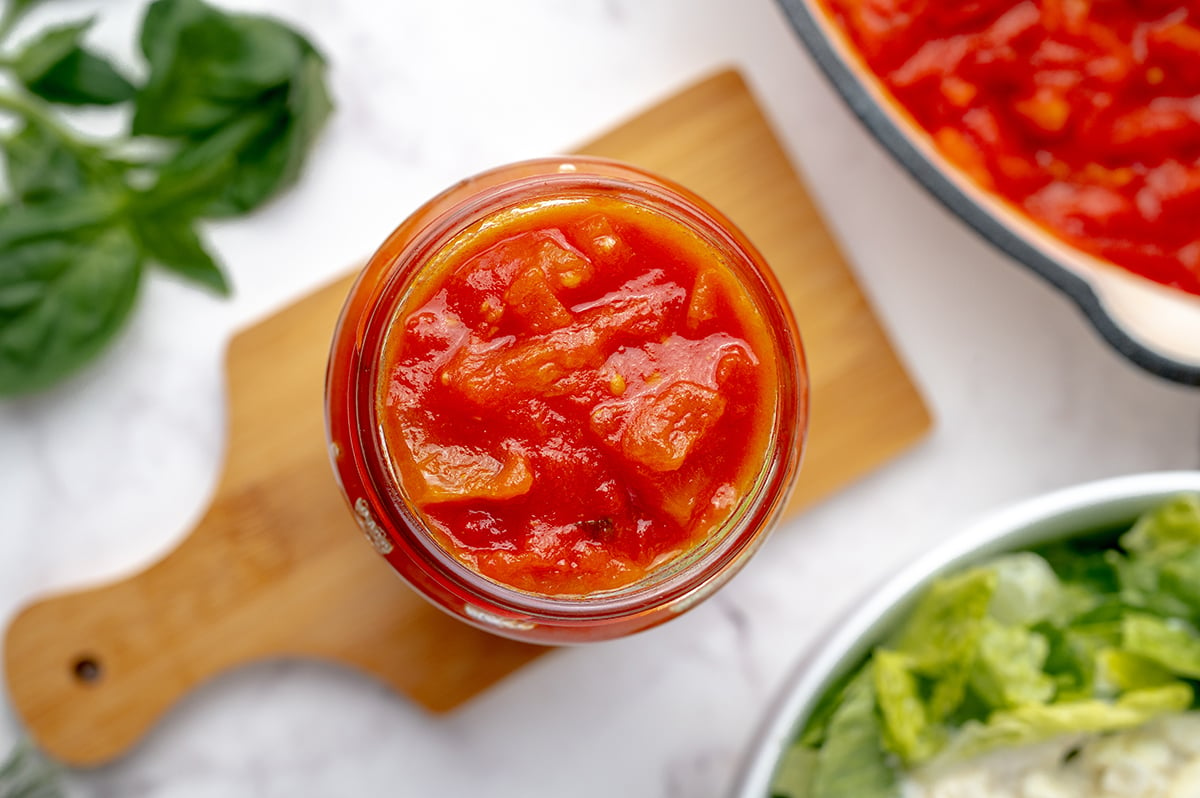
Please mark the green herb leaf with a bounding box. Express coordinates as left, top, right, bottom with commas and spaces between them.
130, 207, 229, 295
4, 120, 88, 202
11, 19, 88, 80
200, 45, 332, 217
133, 0, 332, 215
0, 217, 142, 395
5, 0, 53, 23
0, 740, 63, 798
134, 0, 302, 136
28, 48, 137, 106
0, 189, 119, 248
145, 110, 273, 213
12, 19, 135, 106
0, 0, 331, 394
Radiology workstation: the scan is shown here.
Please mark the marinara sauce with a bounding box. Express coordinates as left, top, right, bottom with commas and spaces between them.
326, 159, 807, 643
818, 0, 1200, 295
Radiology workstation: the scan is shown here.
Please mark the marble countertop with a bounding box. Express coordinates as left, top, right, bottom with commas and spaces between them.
2, 0, 1199, 796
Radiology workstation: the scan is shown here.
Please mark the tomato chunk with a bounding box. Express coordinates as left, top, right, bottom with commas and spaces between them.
403, 441, 533, 504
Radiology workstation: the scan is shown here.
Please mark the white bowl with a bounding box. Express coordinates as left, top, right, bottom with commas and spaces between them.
735, 471, 1200, 796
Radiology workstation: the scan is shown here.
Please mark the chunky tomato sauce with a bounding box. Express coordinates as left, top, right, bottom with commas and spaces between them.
376, 195, 777, 595
819, 0, 1200, 295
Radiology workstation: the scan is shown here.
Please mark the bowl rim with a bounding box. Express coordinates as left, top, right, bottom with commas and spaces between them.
774, 0, 1200, 386
733, 470, 1200, 797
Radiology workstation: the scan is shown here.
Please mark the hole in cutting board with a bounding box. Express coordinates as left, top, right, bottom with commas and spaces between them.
72, 655, 103, 685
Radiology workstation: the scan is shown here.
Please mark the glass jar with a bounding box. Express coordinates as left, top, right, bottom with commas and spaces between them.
325, 157, 808, 644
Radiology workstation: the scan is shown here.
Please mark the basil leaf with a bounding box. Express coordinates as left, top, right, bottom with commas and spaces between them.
12, 19, 135, 106
0, 190, 120, 248
0, 223, 142, 395
11, 20, 88, 79
28, 49, 136, 106
132, 0, 331, 215
130, 209, 229, 295
149, 108, 275, 213
133, 0, 302, 136
0, 740, 63, 798
4, 122, 89, 202
203, 47, 332, 216
5, 0, 53, 22
0, 0, 333, 394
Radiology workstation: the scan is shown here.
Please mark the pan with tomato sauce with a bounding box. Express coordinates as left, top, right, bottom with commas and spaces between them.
818, 0, 1200, 295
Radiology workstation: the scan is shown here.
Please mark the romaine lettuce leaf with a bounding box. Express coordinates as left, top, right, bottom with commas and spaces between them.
1122, 613, 1200, 678
895, 567, 995, 674
969, 619, 1054, 709
1035, 540, 1120, 596
938, 684, 1193, 762
1034, 621, 1095, 701
873, 649, 943, 765
987, 553, 1064, 626
771, 744, 817, 798
1160, 549, 1200, 621
1095, 648, 1177, 694
1120, 495, 1200, 559
809, 667, 899, 798
1107, 551, 1196, 619
798, 661, 864, 748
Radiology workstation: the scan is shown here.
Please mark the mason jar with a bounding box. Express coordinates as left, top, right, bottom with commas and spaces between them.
325, 157, 807, 644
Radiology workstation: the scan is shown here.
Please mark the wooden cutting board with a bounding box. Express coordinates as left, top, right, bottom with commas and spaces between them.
3, 69, 931, 767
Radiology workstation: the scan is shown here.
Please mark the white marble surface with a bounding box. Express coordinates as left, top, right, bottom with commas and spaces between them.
2, 0, 1199, 796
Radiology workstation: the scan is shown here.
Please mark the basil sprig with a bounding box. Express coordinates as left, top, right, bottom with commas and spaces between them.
0, 0, 333, 395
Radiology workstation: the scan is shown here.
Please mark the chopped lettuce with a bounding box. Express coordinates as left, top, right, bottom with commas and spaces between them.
1094, 648, 1177, 694
1108, 550, 1197, 620
1160, 549, 1200, 620
797, 659, 865, 748
770, 744, 817, 798
1120, 495, 1200, 559
1122, 613, 1200, 678
940, 684, 1193, 762
969, 619, 1054, 710
771, 495, 1200, 797
808, 667, 897, 798
894, 568, 995, 674
1034, 622, 1096, 701
873, 649, 942, 765
987, 553, 1064, 626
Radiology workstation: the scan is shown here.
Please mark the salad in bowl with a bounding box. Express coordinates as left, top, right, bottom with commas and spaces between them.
738, 473, 1200, 798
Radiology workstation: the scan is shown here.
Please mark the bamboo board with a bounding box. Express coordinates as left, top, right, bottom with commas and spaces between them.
3, 69, 931, 767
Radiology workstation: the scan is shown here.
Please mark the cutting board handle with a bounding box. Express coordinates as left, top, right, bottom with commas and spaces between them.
4, 287, 550, 768
3, 505, 298, 765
